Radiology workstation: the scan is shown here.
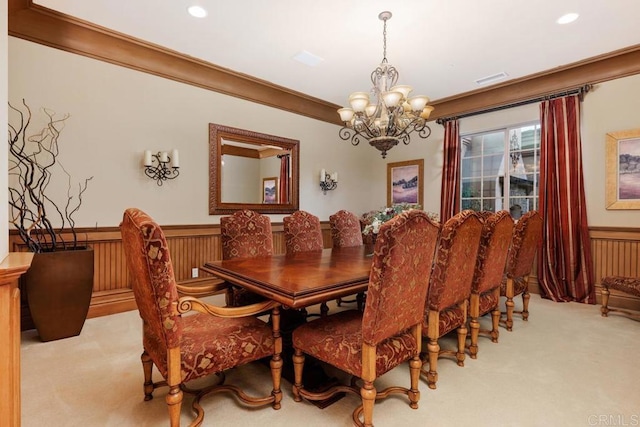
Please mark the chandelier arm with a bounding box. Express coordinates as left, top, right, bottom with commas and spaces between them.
339, 127, 370, 147
416, 124, 432, 140
350, 132, 369, 147
355, 115, 381, 140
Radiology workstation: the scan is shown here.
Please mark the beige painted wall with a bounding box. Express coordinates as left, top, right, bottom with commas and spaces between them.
1, 0, 8, 258
582, 74, 640, 227
8, 36, 639, 230
8, 37, 384, 226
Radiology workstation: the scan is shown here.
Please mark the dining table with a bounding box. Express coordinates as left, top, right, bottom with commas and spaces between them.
200, 244, 374, 408
200, 245, 373, 310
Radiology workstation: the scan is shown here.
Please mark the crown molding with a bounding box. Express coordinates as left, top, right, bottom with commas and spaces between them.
9, 0, 640, 125
8, 0, 343, 125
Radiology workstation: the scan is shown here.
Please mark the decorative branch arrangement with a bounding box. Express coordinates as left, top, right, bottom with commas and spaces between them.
8, 100, 93, 252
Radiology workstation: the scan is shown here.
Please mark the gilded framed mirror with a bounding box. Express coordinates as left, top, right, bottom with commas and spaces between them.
209, 123, 300, 215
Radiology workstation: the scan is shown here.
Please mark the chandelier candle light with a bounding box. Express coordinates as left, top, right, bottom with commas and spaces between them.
337, 11, 434, 158
319, 168, 338, 194
143, 149, 180, 186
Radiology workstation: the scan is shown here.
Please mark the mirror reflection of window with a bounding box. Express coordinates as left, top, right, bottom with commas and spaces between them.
220, 140, 285, 204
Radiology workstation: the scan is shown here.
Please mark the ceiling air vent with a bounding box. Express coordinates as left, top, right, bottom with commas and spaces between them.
475, 72, 509, 86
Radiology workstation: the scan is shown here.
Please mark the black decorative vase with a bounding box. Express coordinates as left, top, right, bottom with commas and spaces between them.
22, 248, 95, 342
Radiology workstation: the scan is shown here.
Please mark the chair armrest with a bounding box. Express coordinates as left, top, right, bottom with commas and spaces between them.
176, 278, 229, 297
176, 296, 279, 318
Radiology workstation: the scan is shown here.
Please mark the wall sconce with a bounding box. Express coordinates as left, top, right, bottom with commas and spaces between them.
319, 168, 338, 195
143, 149, 179, 186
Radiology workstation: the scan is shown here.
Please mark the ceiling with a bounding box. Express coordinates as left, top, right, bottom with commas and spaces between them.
33, 0, 640, 109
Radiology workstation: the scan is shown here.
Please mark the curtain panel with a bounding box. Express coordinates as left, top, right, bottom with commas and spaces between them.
538, 95, 595, 303
279, 154, 290, 204
439, 120, 461, 223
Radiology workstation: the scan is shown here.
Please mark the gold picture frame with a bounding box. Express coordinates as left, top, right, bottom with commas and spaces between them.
387, 159, 424, 207
606, 128, 640, 210
262, 177, 278, 204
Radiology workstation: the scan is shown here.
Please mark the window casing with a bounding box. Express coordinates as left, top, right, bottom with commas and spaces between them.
460, 122, 540, 219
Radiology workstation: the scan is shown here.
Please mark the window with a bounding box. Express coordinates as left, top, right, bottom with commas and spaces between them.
460, 122, 540, 219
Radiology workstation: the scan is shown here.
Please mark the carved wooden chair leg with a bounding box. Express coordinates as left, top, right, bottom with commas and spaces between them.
408, 355, 421, 409
469, 316, 480, 359
320, 302, 329, 318
269, 306, 283, 410
522, 291, 531, 321
490, 307, 501, 343
292, 348, 305, 402
360, 381, 376, 427
166, 385, 183, 427
141, 351, 154, 401
601, 286, 610, 317
468, 295, 480, 359
505, 277, 515, 331
456, 324, 467, 366
426, 338, 439, 389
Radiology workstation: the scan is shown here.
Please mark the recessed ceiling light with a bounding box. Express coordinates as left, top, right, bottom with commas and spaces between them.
292, 50, 324, 67
557, 13, 579, 24
187, 5, 207, 18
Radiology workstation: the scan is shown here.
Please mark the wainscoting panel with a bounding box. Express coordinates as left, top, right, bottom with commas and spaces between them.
11, 224, 637, 321
10, 223, 332, 320
590, 227, 640, 311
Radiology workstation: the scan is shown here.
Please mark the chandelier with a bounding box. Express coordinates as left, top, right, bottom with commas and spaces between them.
337, 11, 434, 159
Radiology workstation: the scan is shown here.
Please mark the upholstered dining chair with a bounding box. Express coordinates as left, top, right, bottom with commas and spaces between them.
421, 209, 482, 389
468, 211, 514, 358
283, 210, 327, 316
330, 209, 365, 310
330, 209, 364, 248
601, 276, 640, 321
292, 210, 440, 427
120, 208, 282, 427
500, 210, 543, 331
283, 210, 324, 254
221, 209, 273, 307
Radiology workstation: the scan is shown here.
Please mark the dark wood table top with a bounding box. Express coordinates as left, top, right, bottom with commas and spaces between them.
201, 246, 372, 308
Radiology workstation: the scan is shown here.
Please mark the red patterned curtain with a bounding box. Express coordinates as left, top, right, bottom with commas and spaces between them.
440, 119, 461, 223
538, 95, 595, 303
278, 154, 290, 203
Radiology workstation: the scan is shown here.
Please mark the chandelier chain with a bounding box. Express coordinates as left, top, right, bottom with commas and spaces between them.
382, 17, 388, 62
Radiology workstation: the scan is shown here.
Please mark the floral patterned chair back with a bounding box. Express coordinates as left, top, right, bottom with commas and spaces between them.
220, 209, 273, 306
427, 210, 483, 312
221, 209, 273, 259
474, 211, 514, 295
362, 210, 441, 346
329, 209, 363, 248
500, 210, 543, 330
283, 210, 324, 254
468, 210, 514, 357
121, 208, 182, 357
421, 209, 483, 389
291, 210, 440, 426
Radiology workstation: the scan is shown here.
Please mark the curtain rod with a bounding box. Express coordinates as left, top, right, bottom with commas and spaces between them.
436, 84, 592, 125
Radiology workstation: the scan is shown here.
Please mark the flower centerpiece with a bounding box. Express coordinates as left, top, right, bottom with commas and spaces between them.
361, 204, 439, 242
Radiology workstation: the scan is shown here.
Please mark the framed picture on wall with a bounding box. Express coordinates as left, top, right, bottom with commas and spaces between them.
387, 159, 424, 206
262, 177, 278, 204
606, 128, 640, 210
